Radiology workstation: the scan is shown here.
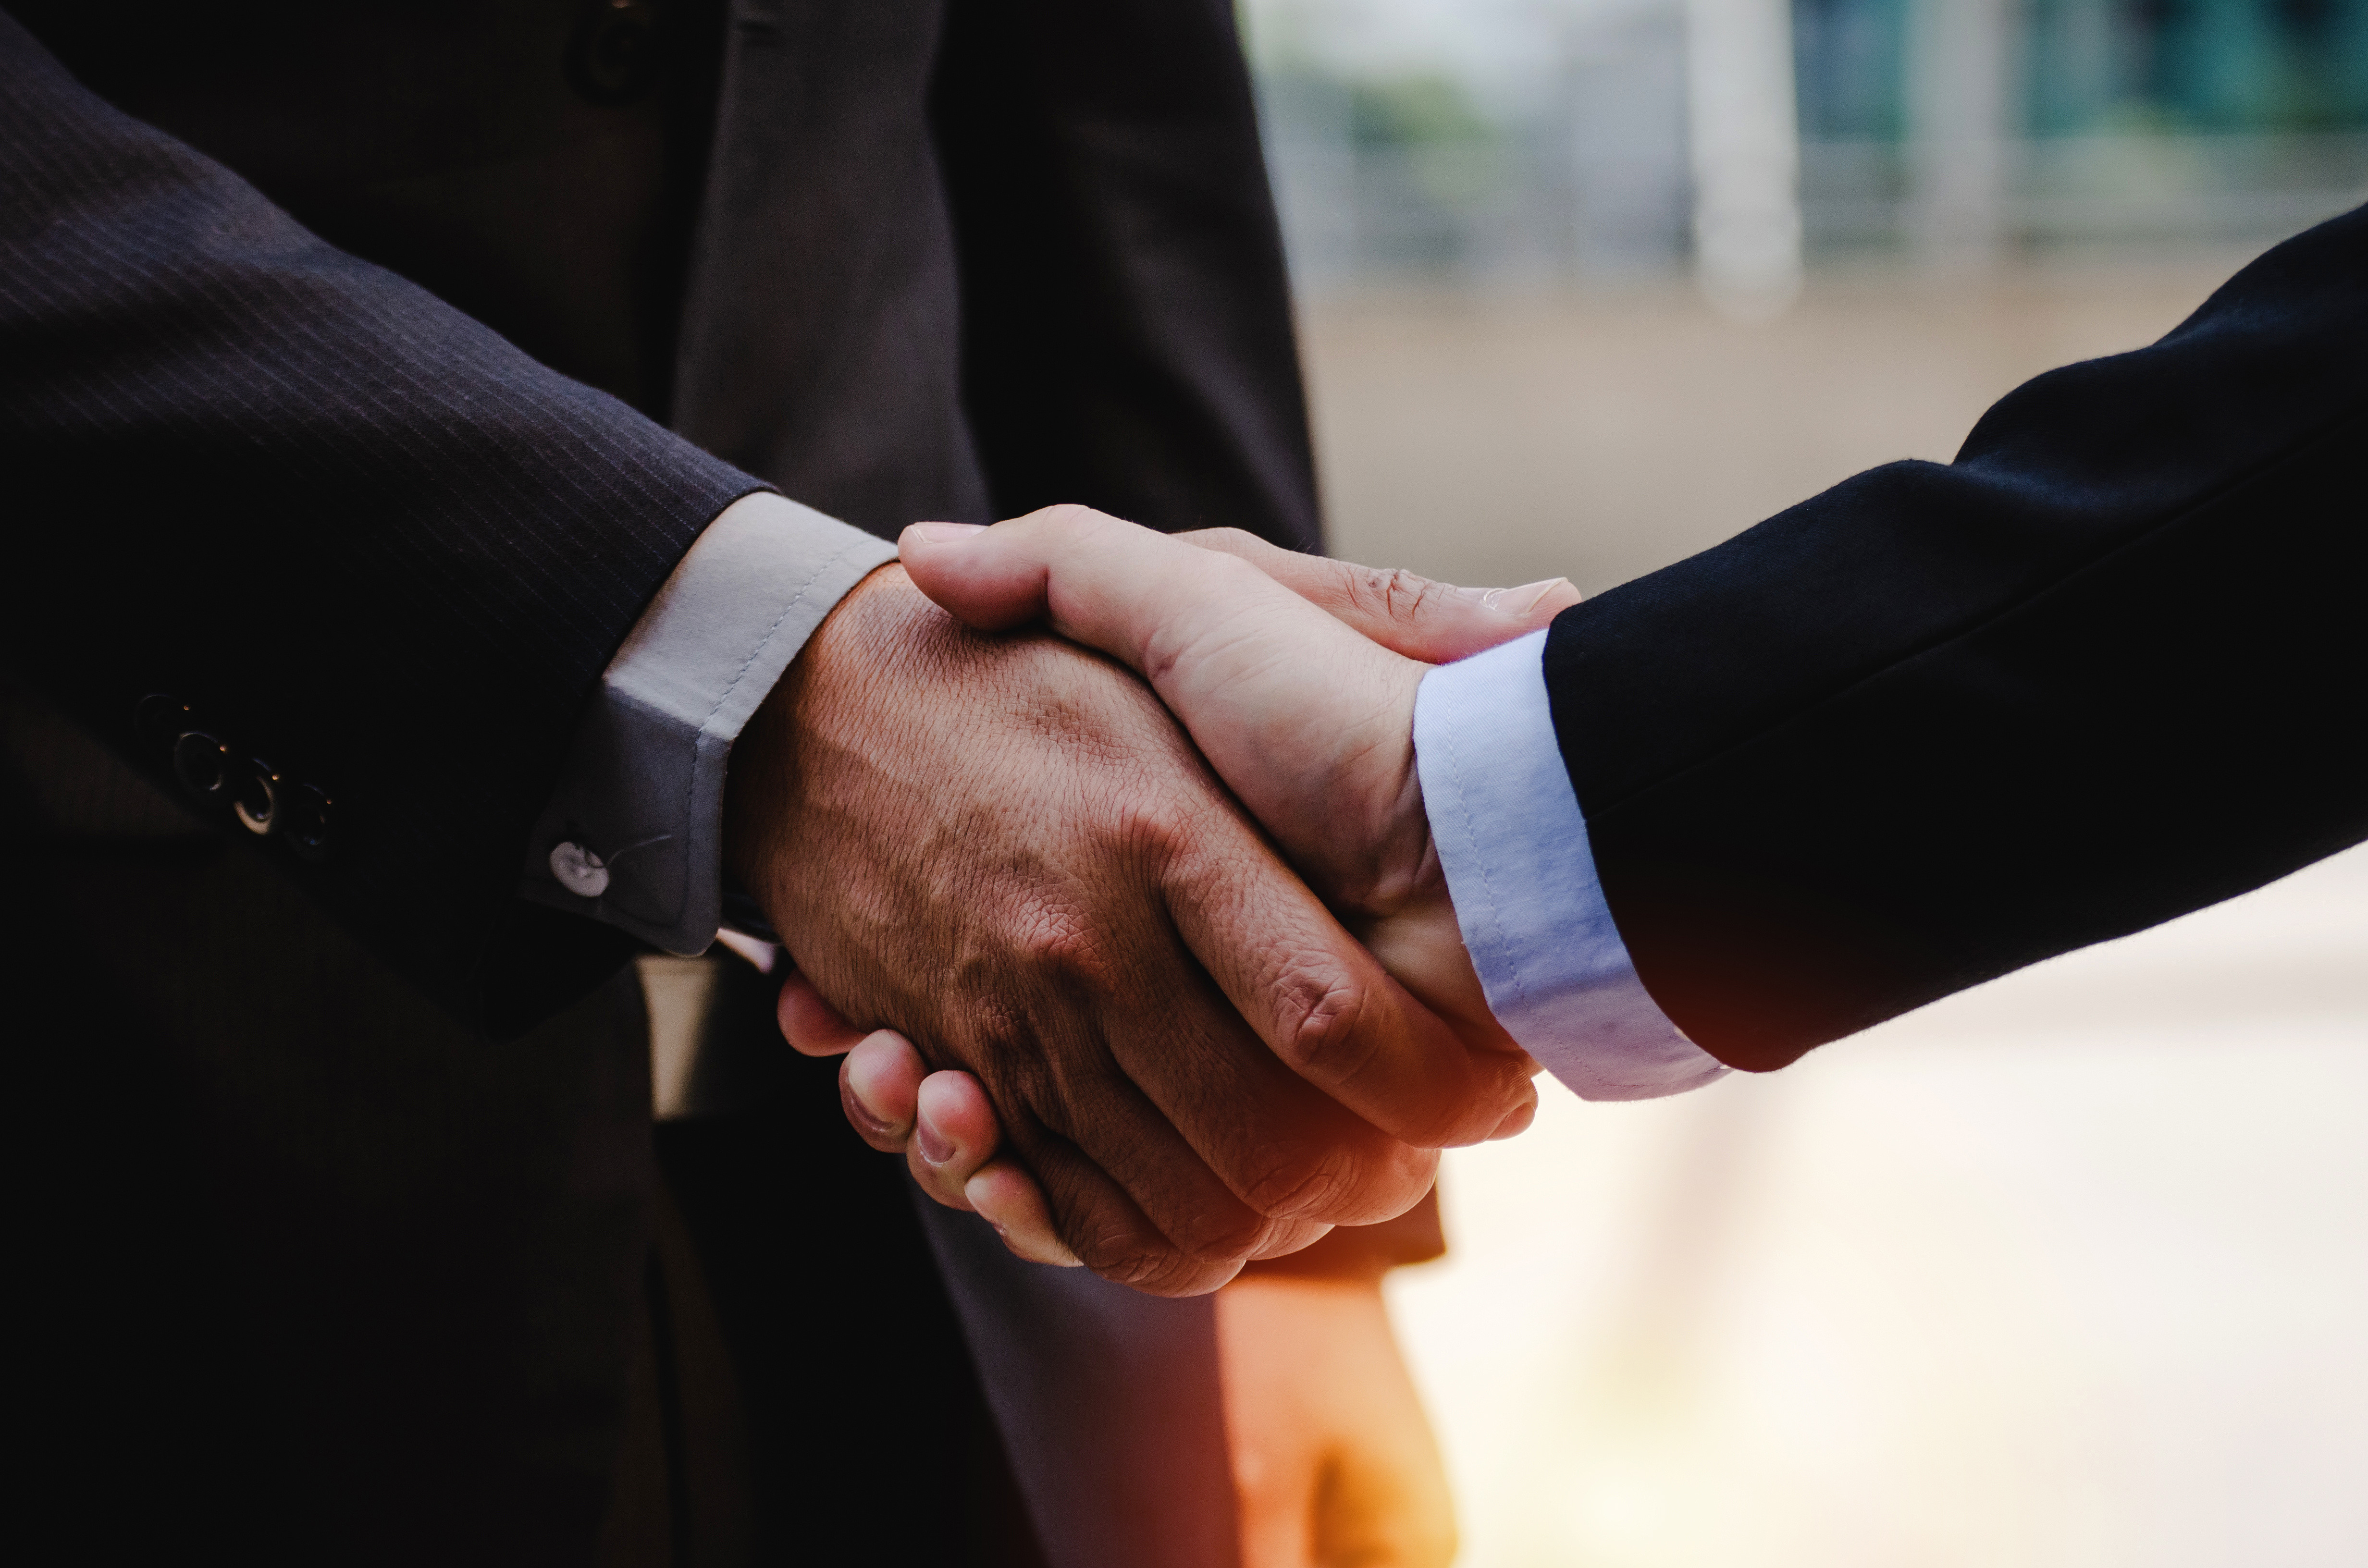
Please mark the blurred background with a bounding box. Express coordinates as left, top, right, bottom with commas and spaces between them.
1234, 1, 2368, 1562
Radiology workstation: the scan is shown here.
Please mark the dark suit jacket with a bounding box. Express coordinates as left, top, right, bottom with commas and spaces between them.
0, 3, 1316, 1561
0, 0, 1316, 1028
1547, 207, 2368, 1071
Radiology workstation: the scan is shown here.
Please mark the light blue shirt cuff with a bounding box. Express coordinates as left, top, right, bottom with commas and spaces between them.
1413, 629, 1729, 1101
519, 492, 900, 955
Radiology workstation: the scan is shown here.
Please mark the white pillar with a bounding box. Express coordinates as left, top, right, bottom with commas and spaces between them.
1908, 0, 2014, 268
1685, 0, 1803, 319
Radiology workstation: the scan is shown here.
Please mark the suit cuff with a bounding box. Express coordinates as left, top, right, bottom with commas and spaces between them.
519, 492, 899, 954
1413, 629, 1728, 1101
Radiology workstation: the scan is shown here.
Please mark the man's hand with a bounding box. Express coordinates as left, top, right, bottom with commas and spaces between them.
813, 523, 1572, 1265
898, 508, 1575, 1065
724, 565, 1537, 1293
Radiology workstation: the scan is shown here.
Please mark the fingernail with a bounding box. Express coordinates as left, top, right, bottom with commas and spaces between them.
1487, 578, 1571, 615
917, 1113, 956, 1166
907, 522, 987, 544
838, 1059, 900, 1140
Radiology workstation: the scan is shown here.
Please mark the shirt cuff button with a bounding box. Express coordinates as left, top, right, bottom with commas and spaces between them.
549, 840, 611, 897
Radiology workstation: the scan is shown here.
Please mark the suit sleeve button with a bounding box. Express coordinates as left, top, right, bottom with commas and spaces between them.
549, 841, 611, 897
233, 761, 279, 835
280, 783, 338, 863
171, 731, 232, 800
134, 693, 193, 755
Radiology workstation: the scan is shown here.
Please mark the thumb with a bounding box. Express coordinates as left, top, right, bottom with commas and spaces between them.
900, 506, 1391, 709
895, 521, 1047, 629
1175, 529, 1580, 664
900, 506, 1430, 912
775, 968, 867, 1056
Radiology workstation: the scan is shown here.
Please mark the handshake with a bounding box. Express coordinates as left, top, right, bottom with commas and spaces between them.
722, 506, 1580, 1293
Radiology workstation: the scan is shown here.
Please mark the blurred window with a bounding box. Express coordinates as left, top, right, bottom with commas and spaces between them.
1793, 0, 1910, 140
2026, 0, 2368, 135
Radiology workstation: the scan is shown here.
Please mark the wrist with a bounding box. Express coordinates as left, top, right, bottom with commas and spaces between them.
1323, 656, 1436, 917
721, 561, 906, 913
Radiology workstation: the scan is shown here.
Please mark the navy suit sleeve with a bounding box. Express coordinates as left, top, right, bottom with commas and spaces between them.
1545, 206, 2368, 1071
0, 12, 763, 1026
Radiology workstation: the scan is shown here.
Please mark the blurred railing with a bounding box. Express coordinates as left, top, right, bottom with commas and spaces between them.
1805, 129, 2368, 250
1252, 8, 2368, 300
1266, 121, 2368, 292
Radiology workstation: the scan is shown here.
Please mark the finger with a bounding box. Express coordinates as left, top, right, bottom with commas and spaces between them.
776, 968, 868, 1056
951, 808, 1455, 1235
1073, 982, 1443, 1234
964, 1159, 1083, 1267
1159, 808, 1540, 1150
890, 1001, 1276, 1274
1179, 526, 1581, 663
903, 509, 1381, 722
963, 967, 1390, 1256
1248, 1220, 1335, 1261
903, 507, 1579, 665
920, 1058, 1330, 1265
900, 520, 1024, 621
907, 511, 1535, 1146
839, 1029, 924, 1152
906, 1069, 1002, 1211
1489, 1096, 1539, 1141
906, 507, 1430, 906
1016, 1120, 1249, 1296
937, 912, 1400, 1270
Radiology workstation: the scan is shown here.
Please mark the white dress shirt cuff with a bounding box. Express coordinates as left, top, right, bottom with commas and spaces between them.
1413, 629, 1729, 1101
519, 491, 900, 954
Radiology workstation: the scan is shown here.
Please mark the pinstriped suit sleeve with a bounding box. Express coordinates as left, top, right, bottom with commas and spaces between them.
0, 12, 768, 1025
520, 494, 898, 955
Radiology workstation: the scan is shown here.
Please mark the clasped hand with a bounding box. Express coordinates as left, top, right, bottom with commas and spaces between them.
726, 506, 1575, 1291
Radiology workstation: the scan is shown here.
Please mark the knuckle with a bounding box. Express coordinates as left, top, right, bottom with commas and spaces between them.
1389, 567, 1448, 623
1247, 1215, 1333, 1260
1010, 904, 1117, 993
905, 1145, 965, 1205
1272, 966, 1383, 1085
1239, 1143, 1367, 1223
1083, 1241, 1229, 1298
954, 989, 1036, 1069
949, 1004, 1076, 1137
1196, 547, 1268, 587
1174, 1203, 1276, 1262
1344, 564, 1397, 618
1185, 526, 1261, 556
1112, 790, 1207, 871
1348, 564, 1444, 625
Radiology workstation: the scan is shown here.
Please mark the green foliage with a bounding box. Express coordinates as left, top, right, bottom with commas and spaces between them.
1346, 74, 1495, 148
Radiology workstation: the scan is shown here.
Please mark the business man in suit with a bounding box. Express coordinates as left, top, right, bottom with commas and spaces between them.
0, 2, 1526, 1560
846, 201, 2367, 1244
